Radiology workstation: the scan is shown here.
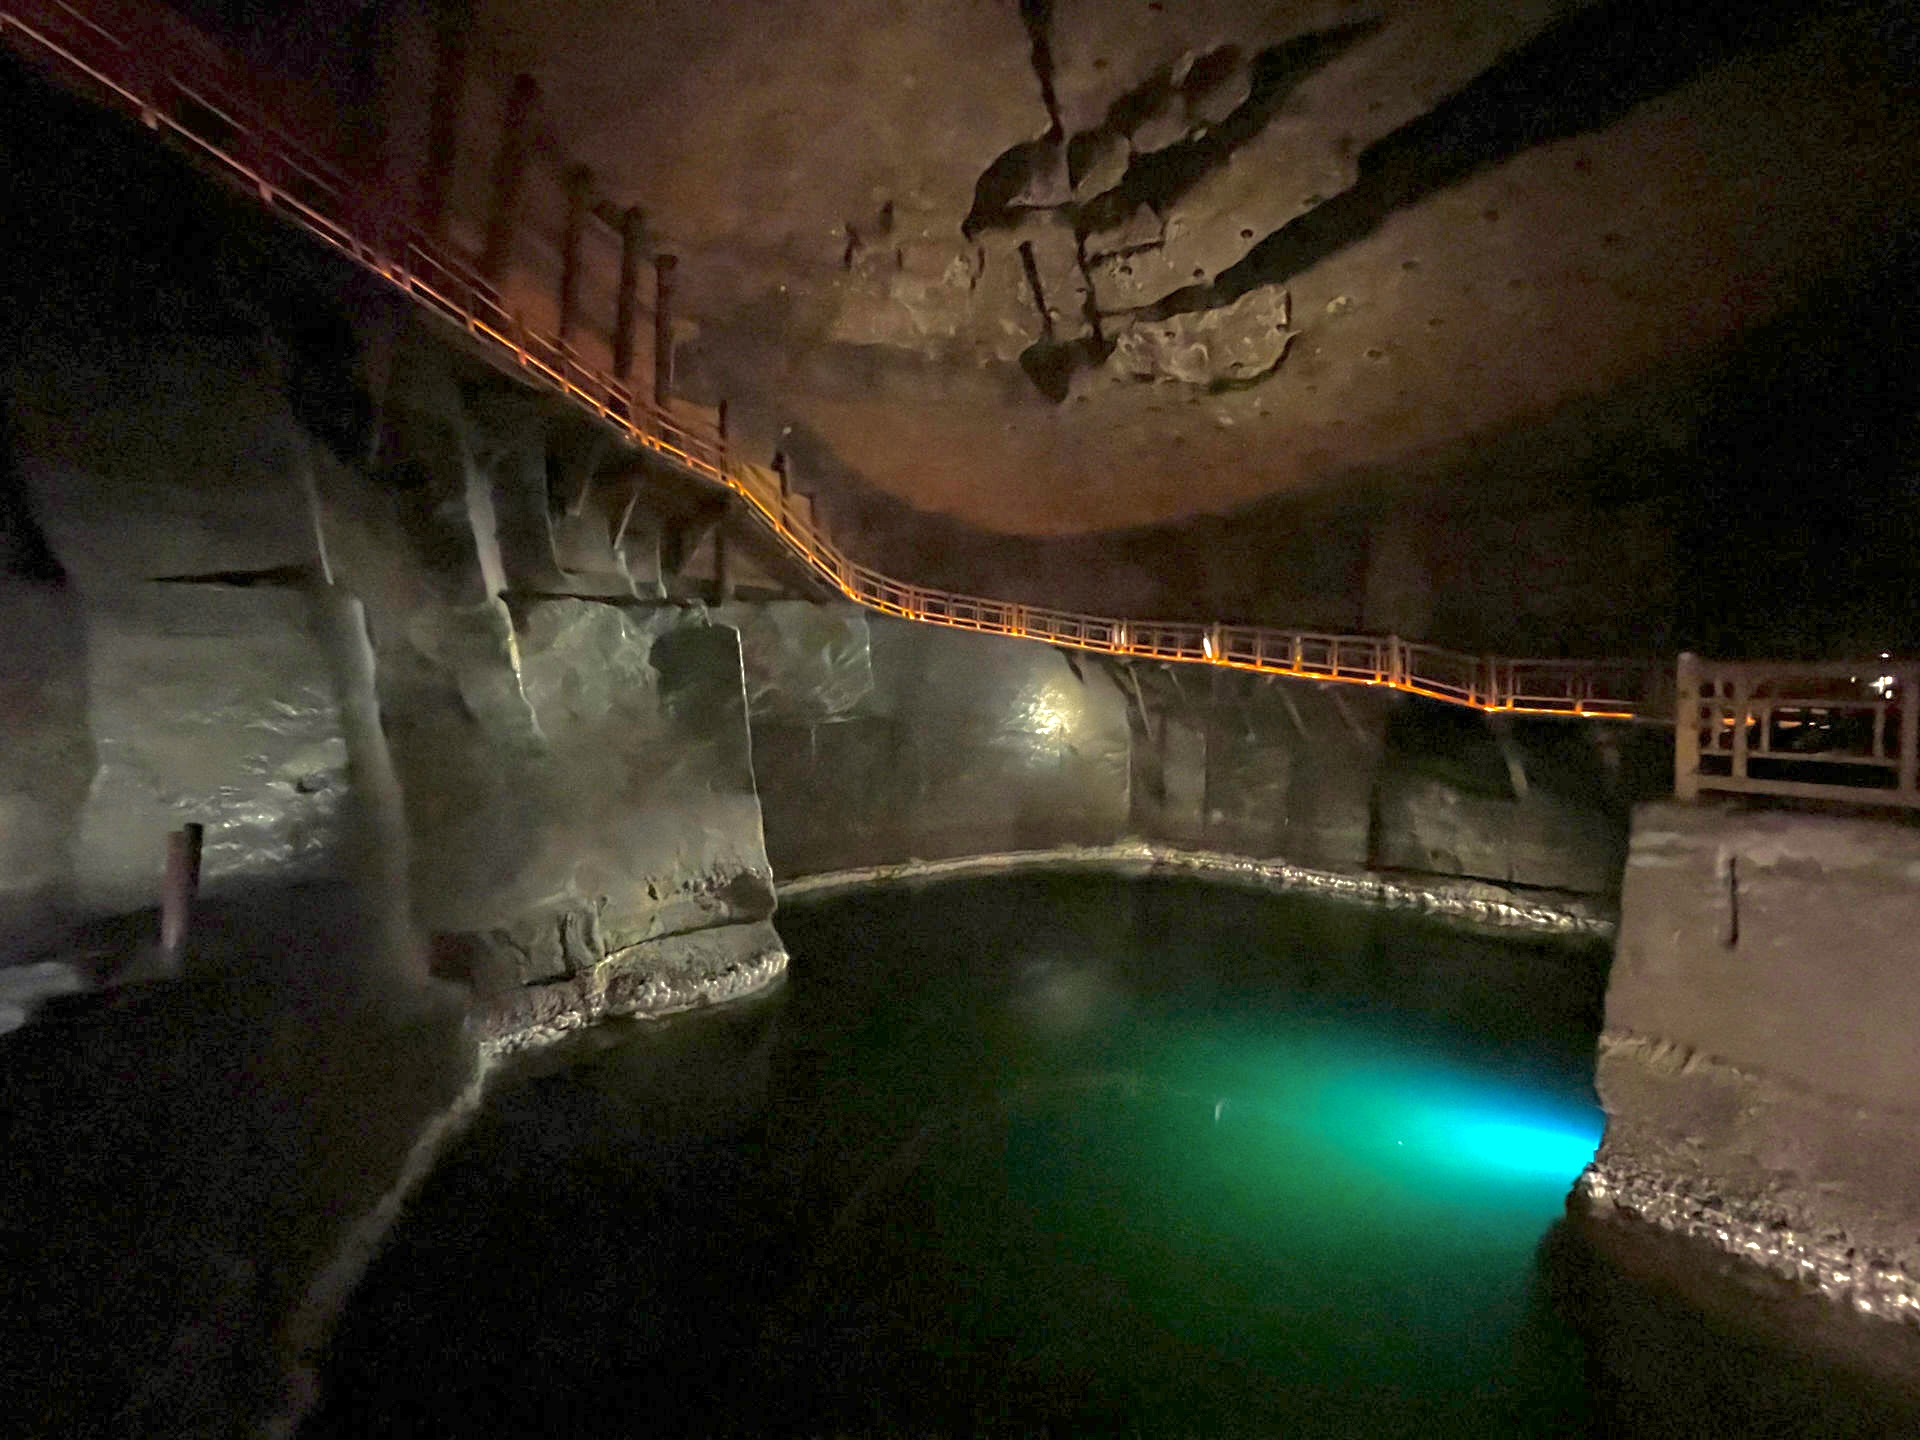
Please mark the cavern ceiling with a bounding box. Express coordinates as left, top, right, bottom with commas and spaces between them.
332, 0, 1920, 534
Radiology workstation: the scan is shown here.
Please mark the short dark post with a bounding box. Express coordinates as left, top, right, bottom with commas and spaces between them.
613, 207, 644, 383
773, 449, 791, 500
479, 73, 539, 281
654, 254, 678, 408
159, 823, 205, 967
557, 164, 592, 347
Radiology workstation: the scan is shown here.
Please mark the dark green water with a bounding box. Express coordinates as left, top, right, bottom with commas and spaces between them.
311, 874, 1920, 1438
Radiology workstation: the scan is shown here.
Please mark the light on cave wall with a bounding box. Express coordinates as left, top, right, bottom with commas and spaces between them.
1022, 685, 1077, 741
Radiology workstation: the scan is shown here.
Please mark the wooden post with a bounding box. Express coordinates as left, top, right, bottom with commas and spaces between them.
1730, 672, 1750, 782
557, 164, 592, 347
612, 207, 644, 383
479, 73, 539, 281
159, 823, 205, 965
1674, 651, 1701, 800
420, 0, 471, 241
1900, 664, 1919, 801
654, 254, 679, 408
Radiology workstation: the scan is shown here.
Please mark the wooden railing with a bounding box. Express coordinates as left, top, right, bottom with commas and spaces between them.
3, 0, 1661, 721
1674, 653, 1920, 808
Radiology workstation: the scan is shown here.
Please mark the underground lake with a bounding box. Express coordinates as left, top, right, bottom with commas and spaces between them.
308, 872, 1920, 1438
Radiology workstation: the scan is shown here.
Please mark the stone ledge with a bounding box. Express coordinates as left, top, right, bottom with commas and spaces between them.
778, 841, 1615, 938
471, 919, 789, 1055
1575, 1162, 1920, 1327
1585, 1027, 1920, 1327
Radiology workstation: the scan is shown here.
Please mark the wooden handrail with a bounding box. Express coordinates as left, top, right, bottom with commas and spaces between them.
2, 0, 1661, 720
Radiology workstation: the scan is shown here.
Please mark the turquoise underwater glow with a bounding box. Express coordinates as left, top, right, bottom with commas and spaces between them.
1447, 1115, 1606, 1179
866, 1002, 1612, 1436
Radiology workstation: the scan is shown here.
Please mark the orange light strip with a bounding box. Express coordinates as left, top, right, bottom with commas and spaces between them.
2, 0, 1656, 721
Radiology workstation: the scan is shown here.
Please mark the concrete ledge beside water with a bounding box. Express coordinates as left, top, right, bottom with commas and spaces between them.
1581, 800, 1920, 1321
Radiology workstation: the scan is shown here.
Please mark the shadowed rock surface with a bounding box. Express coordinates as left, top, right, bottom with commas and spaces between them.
730, 602, 1665, 894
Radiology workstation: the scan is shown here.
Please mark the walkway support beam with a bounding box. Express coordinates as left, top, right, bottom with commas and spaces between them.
479, 73, 537, 282
557, 164, 591, 346
419, 0, 469, 241
612, 207, 644, 382
654, 253, 678, 408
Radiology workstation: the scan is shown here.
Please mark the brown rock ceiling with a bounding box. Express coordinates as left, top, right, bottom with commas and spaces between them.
465, 0, 1916, 537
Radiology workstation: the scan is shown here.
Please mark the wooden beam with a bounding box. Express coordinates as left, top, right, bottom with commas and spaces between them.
420, 0, 470, 240
557, 164, 592, 346
479, 73, 538, 281
613, 207, 644, 382
654, 253, 678, 407
1674, 651, 1701, 800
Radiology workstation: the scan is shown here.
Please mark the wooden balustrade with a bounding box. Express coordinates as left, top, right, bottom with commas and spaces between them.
1674, 653, 1920, 809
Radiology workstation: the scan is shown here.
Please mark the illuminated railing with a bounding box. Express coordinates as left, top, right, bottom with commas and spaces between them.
2, 0, 1660, 720
1674, 653, 1920, 808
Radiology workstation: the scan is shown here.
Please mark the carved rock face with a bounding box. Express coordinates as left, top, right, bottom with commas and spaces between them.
464, 0, 1913, 540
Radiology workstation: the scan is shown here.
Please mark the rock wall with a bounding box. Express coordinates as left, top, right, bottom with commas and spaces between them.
0, 55, 786, 1043
1, 329, 350, 932
402, 597, 782, 1045
729, 603, 1133, 874
2, 309, 782, 1044
1581, 801, 1920, 1319
0, 71, 789, 1434
730, 600, 1656, 895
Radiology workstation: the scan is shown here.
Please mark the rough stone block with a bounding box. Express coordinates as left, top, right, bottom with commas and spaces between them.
403, 599, 776, 1005
71, 584, 348, 915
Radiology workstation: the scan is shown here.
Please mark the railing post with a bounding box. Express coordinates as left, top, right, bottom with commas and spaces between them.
1674, 651, 1701, 800
1730, 672, 1750, 782
1901, 664, 1919, 801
